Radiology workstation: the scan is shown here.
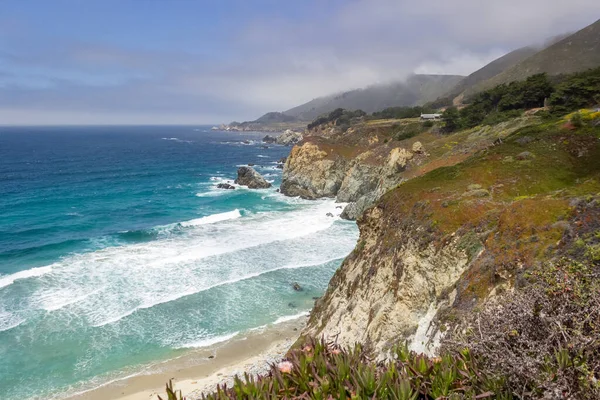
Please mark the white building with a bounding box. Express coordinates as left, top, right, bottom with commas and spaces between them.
420, 113, 443, 120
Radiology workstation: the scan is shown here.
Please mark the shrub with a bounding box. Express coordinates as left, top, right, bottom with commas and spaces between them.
443, 259, 600, 399
571, 112, 584, 128
193, 338, 508, 399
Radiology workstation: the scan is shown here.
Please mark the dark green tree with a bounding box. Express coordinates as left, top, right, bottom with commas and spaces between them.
442, 107, 462, 132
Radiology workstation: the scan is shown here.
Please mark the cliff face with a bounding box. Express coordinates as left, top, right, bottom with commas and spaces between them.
304, 205, 472, 355
300, 118, 600, 355
280, 142, 347, 199
281, 117, 538, 218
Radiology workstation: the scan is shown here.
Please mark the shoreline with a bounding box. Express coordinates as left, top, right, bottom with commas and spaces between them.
65, 317, 306, 400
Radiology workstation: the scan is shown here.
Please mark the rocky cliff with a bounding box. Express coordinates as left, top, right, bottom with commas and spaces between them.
281, 116, 538, 219
299, 117, 600, 355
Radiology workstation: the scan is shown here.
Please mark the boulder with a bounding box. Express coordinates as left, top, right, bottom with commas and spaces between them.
276, 129, 303, 146
216, 183, 235, 190
412, 141, 424, 154
234, 167, 272, 189
387, 147, 413, 173
326, 212, 334, 217
278, 156, 287, 164
292, 282, 303, 291
262, 135, 277, 144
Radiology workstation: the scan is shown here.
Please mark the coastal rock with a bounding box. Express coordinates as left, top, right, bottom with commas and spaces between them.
412, 141, 424, 154
276, 130, 303, 146
234, 167, 272, 189
337, 163, 380, 203
217, 183, 235, 190
387, 147, 413, 173
280, 142, 346, 199
340, 192, 378, 220
262, 135, 277, 144
303, 206, 472, 355
292, 282, 303, 291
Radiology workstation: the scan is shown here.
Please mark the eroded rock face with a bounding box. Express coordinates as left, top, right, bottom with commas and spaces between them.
234, 167, 272, 189
303, 206, 472, 356
387, 147, 414, 173
281, 142, 414, 213
280, 142, 346, 199
276, 130, 303, 146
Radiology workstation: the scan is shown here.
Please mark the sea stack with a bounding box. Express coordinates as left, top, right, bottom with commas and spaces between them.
234, 166, 272, 189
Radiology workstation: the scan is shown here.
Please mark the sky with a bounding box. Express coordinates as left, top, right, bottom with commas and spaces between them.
1, 0, 599, 125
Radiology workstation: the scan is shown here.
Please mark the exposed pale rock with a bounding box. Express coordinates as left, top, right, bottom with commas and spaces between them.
276, 130, 303, 146
340, 192, 378, 220
387, 148, 413, 173
280, 142, 346, 199
336, 154, 380, 203
412, 141, 424, 154
234, 167, 272, 189
303, 206, 474, 355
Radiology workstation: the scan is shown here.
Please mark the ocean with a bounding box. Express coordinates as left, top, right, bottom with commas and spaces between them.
0, 126, 359, 399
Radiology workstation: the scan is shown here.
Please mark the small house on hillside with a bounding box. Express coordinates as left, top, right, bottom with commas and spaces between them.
420, 113, 443, 120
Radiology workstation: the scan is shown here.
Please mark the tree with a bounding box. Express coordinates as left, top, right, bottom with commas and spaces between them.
442, 107, 462, 132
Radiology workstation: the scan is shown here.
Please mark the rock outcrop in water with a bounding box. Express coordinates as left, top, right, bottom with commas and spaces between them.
234, 167, 272, 189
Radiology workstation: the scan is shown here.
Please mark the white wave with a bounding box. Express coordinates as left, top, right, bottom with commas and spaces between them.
161, 137, 192, 143
273, 311, 310, 325
257, 155, 269, 158
180, 210, 242, 227
176, 332, 239, 349
195, 191, 232, 198
0, 265, 53, 290
21, 200, 356, 327
0, 310, 25, 332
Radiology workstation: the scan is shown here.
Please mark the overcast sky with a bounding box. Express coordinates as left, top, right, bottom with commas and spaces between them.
1, 1, 599, 125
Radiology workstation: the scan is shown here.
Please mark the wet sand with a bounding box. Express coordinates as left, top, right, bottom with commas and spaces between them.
66, 318, 306, 400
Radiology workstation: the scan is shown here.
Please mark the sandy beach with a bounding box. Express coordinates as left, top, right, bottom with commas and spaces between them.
66, 317, 306, 400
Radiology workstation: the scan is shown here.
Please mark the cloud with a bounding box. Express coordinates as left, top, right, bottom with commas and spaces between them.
1, 1, 599, 124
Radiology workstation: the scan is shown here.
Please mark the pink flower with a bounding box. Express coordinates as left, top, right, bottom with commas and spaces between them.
331, 349, 341, 355
278, 360, 293, 374
302, 345, 313, 353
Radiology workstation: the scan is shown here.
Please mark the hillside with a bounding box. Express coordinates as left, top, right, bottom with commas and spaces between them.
283, 74, 464, 121
442, 46, 538, 102
193, 98, 600, 400
469, 18, 600, 94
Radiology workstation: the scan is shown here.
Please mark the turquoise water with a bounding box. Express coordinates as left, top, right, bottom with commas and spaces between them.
0, 126, 358, 399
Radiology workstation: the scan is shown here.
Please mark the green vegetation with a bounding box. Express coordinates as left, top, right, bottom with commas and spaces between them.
446, 259, 600, 399
307, 108, 367, 130
443, 68, 600, 132
549, 67, 600, 115
192, 339, 508, 399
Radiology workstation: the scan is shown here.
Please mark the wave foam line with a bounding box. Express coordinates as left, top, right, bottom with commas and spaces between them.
176, 331, 239, 349
180, 209, 241, 227
91, 255, 346, 327
0, 265, 53, 290
273, 311, 310, 325
0, 316, 25, 333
